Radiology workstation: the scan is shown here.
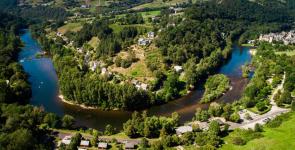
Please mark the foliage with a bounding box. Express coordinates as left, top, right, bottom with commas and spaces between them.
201, 74, 230, 103
123, 111, 179, 138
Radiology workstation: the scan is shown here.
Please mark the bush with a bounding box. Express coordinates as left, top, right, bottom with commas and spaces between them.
291, 101, 295, 111
229, 112, 240, 123
232, 137, 246, 145
254, 123, 263, 132
266, 113, 291, 128
256, 101, 267, 111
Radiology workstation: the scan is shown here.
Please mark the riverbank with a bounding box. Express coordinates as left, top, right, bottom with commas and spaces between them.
58, 94, 100, 110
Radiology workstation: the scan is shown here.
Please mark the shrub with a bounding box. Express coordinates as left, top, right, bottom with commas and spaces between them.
232, 137, 246, 145
254, 123, 263, 132
256, 101, 267, 111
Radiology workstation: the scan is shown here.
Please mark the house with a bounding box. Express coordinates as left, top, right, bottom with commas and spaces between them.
80, 140, 90, 147
140, 83, 148, 91
175, 126, 193, 135
77, 48, 83, 53
61, 136, 72, 145
125, 142, 136, 150
247, 40, 255, 44
101, 67, 107, 75
174, 65, 183, 73
138, 38, 150, 46
98, 142, 108, 149
81, 5, 90, 8
147, 31, 155, 39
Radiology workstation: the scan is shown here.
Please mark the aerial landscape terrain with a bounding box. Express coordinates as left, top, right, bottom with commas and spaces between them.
0, 0, 295, 149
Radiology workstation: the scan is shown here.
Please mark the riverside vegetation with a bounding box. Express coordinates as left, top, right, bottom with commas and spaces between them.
0, 0, 295, 149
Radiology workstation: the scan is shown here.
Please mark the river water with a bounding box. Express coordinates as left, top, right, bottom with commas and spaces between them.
19, 30, 252, 130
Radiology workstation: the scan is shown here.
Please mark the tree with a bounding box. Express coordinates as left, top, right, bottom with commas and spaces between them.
104, 124, 115, 135
208, 120, 220, 136
62, 115, 75, 128
43, 113, 59, 128
195, 108, 210, 121
159, 127, 167, 138
139, 138, 149, 149
171, 112, 180, 126
291, 101, 295, 111
229, 112, 240, 123
68, 133, 81, 150
254, 123, 263, 132
256, 101, 267, 111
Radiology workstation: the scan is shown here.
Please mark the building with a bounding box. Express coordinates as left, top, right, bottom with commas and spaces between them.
147, 31, 155, 39
174, 65, 183, 73
125, 142, 136, 150
80, 140, 90, 148
61, 136, 72, 145
98, 142, 108, 149
138, 38, 150, 46
259, 30, 295, 45
175, 126, 193, 135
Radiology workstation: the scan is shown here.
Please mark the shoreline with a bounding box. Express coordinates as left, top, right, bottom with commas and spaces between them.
58, 94, 99, 110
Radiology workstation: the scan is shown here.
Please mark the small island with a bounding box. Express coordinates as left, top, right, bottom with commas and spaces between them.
201, 74, 230, 103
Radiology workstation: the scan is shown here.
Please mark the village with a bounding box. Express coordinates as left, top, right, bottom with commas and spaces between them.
258, 30, 295, 45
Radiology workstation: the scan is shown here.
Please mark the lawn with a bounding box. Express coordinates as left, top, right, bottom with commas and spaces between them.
275, 50, 295, 56
221, 111, 295, 150
132, 0, 189, 10
88, 37, 100, 49
57, 22, 83, 34
109, 24, 153, 34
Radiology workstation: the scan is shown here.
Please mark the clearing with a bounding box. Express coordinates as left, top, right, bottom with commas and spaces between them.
109, 45, 155, 82
58, 22, 83, 34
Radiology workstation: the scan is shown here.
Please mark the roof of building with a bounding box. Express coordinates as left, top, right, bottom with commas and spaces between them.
175, 126, 193, 134
125, 142, 135, 149
98, 142, 108, 148
80, 140, 90, 146
61, 139, 71, 145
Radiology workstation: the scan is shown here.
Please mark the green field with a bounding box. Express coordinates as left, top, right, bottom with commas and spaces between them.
58, 22, 83, 34
132, 0, 189, 10
109, 24, 153, 33
221, 111, 295, 150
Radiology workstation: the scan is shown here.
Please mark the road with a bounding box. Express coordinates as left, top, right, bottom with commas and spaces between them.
230, 73, 290, 129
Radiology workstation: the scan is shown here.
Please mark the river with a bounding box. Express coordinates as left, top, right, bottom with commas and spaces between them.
19, 30, 252, 130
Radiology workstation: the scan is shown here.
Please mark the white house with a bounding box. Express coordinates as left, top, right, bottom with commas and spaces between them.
174, 65, 183, 73
147, 31, 155, 39
138, 38, 150, 46
80, 140, 90, 147
175, 126, 193, 135
61, 136, 72, 145
98, 142, 108, 149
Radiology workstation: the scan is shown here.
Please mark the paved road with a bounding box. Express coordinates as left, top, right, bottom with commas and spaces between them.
230, 73, 290, 129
